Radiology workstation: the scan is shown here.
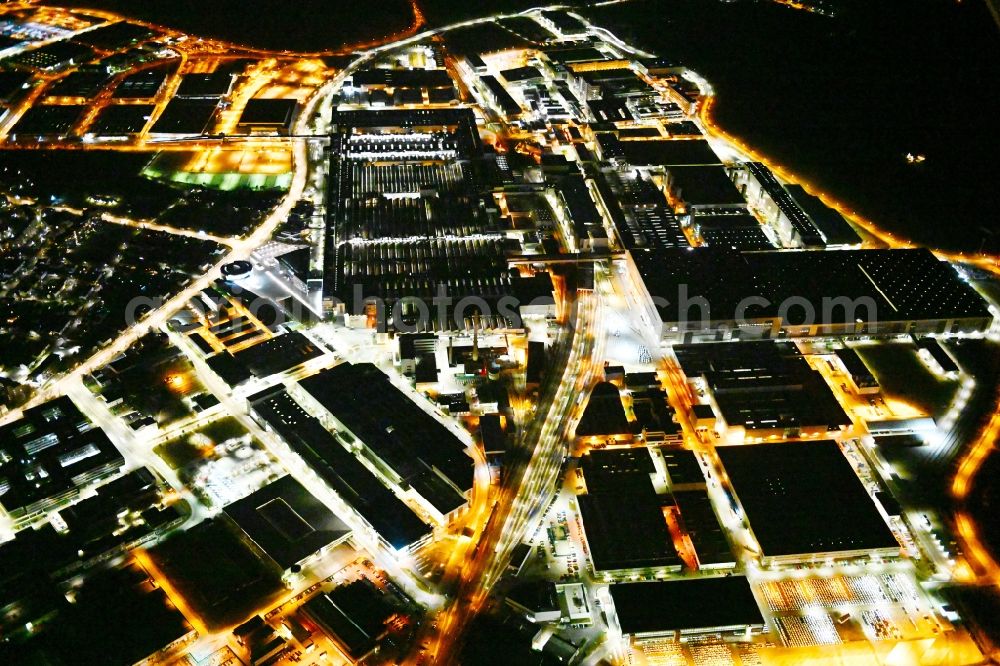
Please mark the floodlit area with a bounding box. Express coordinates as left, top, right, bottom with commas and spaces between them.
141, 148, 294, 190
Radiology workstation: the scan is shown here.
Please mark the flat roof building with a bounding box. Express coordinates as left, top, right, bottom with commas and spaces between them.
542, 45, 608, 66
324, 107, 509, 326
915, 336, 961, 376
540, 10, 589, 38
630, 388, 680, 444
232, 331, 323, 378
501, 66, 544, 83
0, 523, 77, 634
480, 74, 523, 117
236, 98, 297, 135
598, 171, 689, 251
626, 247, 993, 342
597, 136, 723, 167
673, 341, 851, 440
9, 104, 86, 139
506, 581, 562, 623
330, 238, 515, 330
673, 489, 736, 569
577, 449, 680, 576
664, 166, 747, 211
660, 447, 705, 490
348, 68, 454, 90
693, 212, 774, 251
88, 103, 154, 137
113, 65, 173, 99
699, 225, 774, 251
396, 332, 437, 376
526, 340, 547, 387
785, 184, 863, 247
557, 173, 607, 251
175, 70, 237, 98
224, 475, 351, 574
717, 440, 900, 564
465, 53, 487, 73
297, 363, 473, 523
46, 69, 112, 99
249, 389, 431, 552
7, 41, 94, 71
331, 108, 481, 152
149, 98, 218, 136
609, 577, 764, 638
206, 351, 253, 387
834, 346, 880, 394
303, 578, 398, 663
578, 487, 681, 575
570, 67, 653, 100
732, 162, 827, 248
588, 98, 633, 122
579, 447, 655, 494
0, 396, 125, 523
480, 413, 507, 459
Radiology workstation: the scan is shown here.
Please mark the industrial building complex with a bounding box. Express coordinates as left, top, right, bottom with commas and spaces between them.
0, 3, 996, 666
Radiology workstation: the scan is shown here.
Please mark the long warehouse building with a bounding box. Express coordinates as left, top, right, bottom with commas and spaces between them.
625, 247, 992, 343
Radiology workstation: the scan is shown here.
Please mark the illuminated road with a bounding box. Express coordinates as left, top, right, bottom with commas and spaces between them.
91, 209, 238, 246
1, 190, 238, 245
424, 272, 606, 663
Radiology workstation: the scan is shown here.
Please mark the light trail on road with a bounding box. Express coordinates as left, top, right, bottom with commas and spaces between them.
426, 275, 606, 663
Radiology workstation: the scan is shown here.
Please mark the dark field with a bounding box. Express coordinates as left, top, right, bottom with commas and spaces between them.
0, 150, 282, 236
443, 22, 535, 56
42, 0, 415, 52
420, 0, 561, 26
43, 1, 569, 49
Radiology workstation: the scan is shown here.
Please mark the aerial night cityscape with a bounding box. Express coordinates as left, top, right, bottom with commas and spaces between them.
0, 0, 999, 664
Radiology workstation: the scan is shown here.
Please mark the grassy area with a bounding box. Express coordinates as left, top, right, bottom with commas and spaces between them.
157, 171, 292, 191
198, 417, 251, 444
143, 153, 291, 191
154, 438, 211, 471
855, 343, 958, 418
154, 417, 250, 470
